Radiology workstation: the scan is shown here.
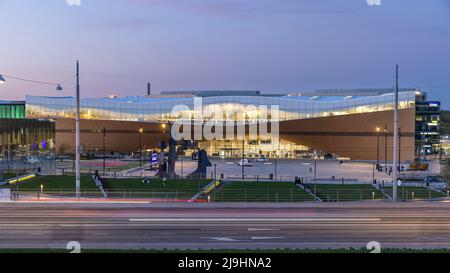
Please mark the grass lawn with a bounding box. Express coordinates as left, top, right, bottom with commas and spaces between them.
9, 176, 99, 191
7, 175, 211, 200
305, 184, 385, 202
104, 178, 212, 200
1, 172, 27, 181
384, 186, 446, 201
211, 182, 315, 202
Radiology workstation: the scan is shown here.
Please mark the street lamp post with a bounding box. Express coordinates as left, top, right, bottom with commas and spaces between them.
75, 61, 81, 199
384, 125, 388, 173
376, 127, 380, 166
103, 127, 106, 176
242, 138, 245, 180
392, 65, 400, 203
139, 128, 144, 168
398, 127, 402, 173
275, 157, 278, 182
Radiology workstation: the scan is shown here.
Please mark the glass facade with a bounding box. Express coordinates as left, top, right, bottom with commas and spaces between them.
0, 118, 55, 159
24, 92, 418, 158
199, 138, 309, 159
0, 102, 25, 119
415, 100, 440, 155
26, 92, 416, 123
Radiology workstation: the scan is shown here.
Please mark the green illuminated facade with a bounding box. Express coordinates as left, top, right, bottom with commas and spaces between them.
0, 101, 25, 119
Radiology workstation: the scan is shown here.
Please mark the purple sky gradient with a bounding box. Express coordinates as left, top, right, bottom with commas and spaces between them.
0, 0, 449, 107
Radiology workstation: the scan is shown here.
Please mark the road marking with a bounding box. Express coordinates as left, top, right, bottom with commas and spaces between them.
130, 218, 381, 222
248, 228, 281, 231
251, 237, 285, 240
208, 237, 238, 242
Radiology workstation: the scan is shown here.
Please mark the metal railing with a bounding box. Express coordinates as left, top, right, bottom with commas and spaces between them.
7, 185, 450, 203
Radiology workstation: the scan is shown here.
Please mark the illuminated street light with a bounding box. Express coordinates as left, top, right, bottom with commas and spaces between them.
0, 74, 63, 91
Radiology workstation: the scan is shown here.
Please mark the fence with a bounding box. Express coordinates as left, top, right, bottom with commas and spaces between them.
10, 186, 448, 203
10, 190, 200, 202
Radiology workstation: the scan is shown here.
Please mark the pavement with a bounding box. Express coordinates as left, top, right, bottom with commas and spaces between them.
2, 202, 450, 250
113, 157, 442, 183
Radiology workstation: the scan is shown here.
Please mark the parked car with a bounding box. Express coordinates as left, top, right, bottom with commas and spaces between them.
25, 156, 39, 164
256, 155, 269, 162
237, 159, 253, 166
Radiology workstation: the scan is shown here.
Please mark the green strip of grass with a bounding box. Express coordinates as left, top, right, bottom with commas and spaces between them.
384, 186, 446, 201
211, 182, 315, 202
305, 184, 385, 202
9, 175, 99, 191
104, 178, 212, 200
7, 176, 211, 200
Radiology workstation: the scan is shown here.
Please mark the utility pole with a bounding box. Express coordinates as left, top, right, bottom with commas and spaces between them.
242, 138, 245, 180
376, 128, 380, 165
103, 127, 106, 176
393, 65, 399, 203
139, 128, 143, 168
384, 125, 387, 172
75, 61, 81, 199
398, 127, 401, 173
275, 157, 278, 182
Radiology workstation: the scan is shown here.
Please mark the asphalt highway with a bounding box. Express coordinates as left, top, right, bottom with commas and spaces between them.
1, 204, 450, 250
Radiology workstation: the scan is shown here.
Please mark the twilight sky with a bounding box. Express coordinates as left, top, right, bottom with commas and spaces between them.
0, 0, 450, 107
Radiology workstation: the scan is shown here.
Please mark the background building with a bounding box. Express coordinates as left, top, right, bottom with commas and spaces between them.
23, 89, 440, 161
0, 101, 55, 160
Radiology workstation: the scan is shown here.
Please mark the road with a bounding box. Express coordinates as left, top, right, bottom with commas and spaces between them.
1, 204, 450, 250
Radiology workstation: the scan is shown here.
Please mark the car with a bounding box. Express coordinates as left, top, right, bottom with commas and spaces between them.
256, 156, 269, 162
25, 156, 39, 164
237, 159, 252, 166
